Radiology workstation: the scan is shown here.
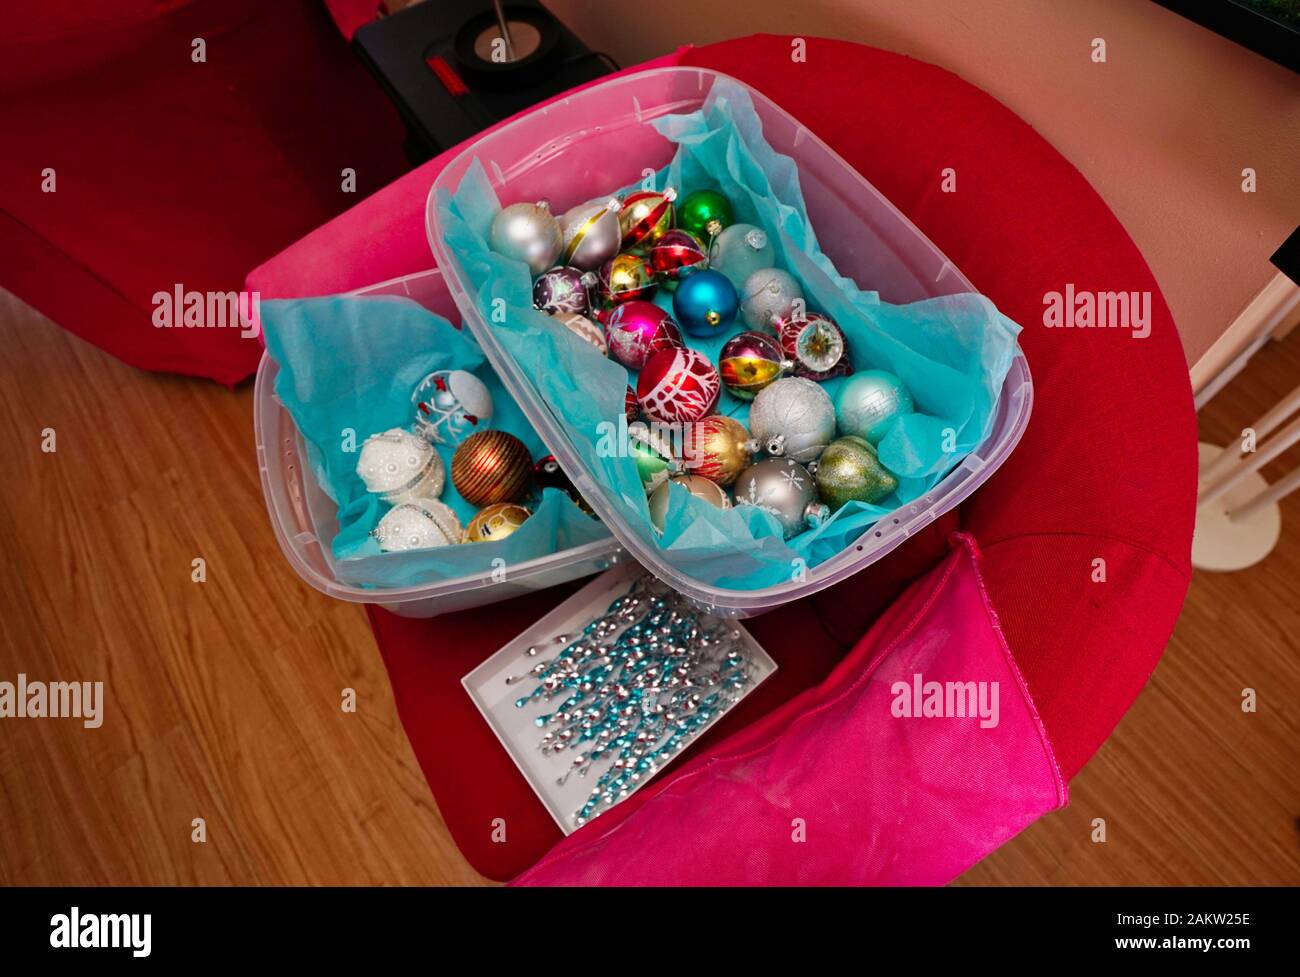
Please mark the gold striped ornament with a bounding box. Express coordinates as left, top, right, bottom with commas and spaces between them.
451, 431, 534, 506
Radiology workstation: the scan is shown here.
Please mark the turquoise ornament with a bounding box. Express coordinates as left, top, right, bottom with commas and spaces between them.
671, 269, 739, 337
834, 369, 913, 445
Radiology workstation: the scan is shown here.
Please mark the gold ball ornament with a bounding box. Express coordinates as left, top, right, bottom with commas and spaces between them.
678, 415, 753, 487
465, 502, 532, 542
451, 430, 534, 506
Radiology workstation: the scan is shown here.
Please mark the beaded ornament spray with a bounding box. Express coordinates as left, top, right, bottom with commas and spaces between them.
508, 575, 752, 827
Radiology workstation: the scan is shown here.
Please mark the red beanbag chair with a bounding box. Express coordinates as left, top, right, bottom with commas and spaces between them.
250, 35, 1196, 883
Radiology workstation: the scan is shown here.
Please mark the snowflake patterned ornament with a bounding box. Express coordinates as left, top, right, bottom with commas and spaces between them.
411, 369, 494, 447
733, 457, 829, 538
636, 347, 721, 425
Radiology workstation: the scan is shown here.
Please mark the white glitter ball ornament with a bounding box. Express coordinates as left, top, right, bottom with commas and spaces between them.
356, 428, 446, 505
373, 500, 463, 551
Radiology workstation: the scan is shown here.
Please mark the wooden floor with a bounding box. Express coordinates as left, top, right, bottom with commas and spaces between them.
1, 289, 1296, 885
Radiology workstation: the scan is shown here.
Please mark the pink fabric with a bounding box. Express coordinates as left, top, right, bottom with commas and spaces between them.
246, 49, 690, 307
514, 534, 1066, 886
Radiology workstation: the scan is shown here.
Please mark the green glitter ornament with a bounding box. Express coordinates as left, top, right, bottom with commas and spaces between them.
814, 436, 898, 510
678, 189, 734, 242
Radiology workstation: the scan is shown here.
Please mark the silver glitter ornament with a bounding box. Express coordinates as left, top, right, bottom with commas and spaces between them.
733, 457, 829, 538
834, 369, 914, 445
373, 500, 463, 551
489, 200, 563, 275
708, 223, 774, 291
740, 267, 803, 331
356, 427, 446, 504
746, 377, 836, 463
558, 198, 623, 271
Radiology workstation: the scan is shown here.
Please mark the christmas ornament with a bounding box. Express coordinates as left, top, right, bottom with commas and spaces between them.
709, 223, 774, 291
733, 457, 829, 539
603, 301, 682, 370
775, 312, 852, 382
558, 198, 623, 270
649, 229, 708, 289
834, 369, 914, 445
678, 415, 752, 487
636, 347, 721, 425
357, 428, 446, 504
451, 430, 533, 506
624, 385, 640, 424
677, 189, 734, 242
814, 436, 898, 510
508, 575, 751, 827
740, 267, 804, 331
747, 377, 836, 463
373, 500, 462, 551
618, 188, 676, 252
465, 502, 532, 542
411, 370, 494, 447
532, 265, 594, 315
718, 330, 790, 400
489, 200, 562, 275
549, 311, 607, 355
627, 421, 681, 491
535, 455, 596, 516
647, 475, 731, 532
596, 253, 657, 306
672, 268, 739, 337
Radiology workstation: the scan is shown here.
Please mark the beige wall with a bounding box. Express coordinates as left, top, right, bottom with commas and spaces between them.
550, 0, 1300, 364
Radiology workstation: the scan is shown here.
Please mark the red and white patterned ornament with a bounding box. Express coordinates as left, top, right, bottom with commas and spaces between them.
636, 347, 721, 425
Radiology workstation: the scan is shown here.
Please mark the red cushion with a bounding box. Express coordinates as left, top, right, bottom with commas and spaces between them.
253, 35, 1195, 881
0, 0, 408, 385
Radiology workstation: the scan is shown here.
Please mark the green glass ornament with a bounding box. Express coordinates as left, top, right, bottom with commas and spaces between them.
628, 422, 680, 492
678, 189, 734, 242
814, 436, 899, 510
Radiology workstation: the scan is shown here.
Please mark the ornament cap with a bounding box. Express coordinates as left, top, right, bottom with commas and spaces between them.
765, 433, 787, 456
804, 502, 830, 529
745, 229, 768, 251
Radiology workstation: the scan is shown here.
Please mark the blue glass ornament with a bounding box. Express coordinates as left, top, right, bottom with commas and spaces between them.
671, 269, 739, 337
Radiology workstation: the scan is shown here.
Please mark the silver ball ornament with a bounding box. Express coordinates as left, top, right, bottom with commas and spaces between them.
746, 377, 836, 463
489, 200, 563, 275
558, 198, 623, 271
834, 369, 914, 445
740, 267, 803, 331
733, 457, 829, 539
709, 223, 775, 291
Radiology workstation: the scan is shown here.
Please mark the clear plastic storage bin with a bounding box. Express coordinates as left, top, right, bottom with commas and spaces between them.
254, 269, 625, 619
427, 67, 1033, 617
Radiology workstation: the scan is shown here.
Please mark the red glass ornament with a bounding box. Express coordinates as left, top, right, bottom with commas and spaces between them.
619, 188, 676, 252
636, 347, 721, 425
650, 229, 707, 288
